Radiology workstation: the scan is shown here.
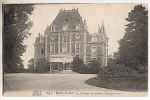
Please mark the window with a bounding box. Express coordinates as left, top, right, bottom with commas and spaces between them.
62, 35, 70, 53
91, 57, 97, 61
51, 25, 56, 31
76, 54, 79, 57
63, 24, 68, 31
62, 43, 70, 53
65, 18, 68, 23
50, 43, 55, 53
91, 46, 97, 56
67, 43, 70, 53
64, 63, 72, 70
76, 24, 80, 30
63, 35, 67, 42
91, 35, 97, 42
62, 43, 67, 53
41, 49, 44, 55
89, 57, 91, 62
75, 43, 80, 53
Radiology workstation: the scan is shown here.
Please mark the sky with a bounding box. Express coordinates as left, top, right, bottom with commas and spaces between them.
21, 3, 145, 68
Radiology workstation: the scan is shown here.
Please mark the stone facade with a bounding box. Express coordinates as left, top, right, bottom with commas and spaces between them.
34, 8, 108, 71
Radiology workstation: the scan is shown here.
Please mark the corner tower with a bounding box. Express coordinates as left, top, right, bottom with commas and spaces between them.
98, 21, 109, 67
34, 33, 45, 66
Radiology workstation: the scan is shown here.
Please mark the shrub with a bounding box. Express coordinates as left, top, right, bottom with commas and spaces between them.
71, 57, 89, 74
87, 60, 102, 74
34, 58, 50, 73
12, 66, 27, 73
97, 66, 137, 81
72, 57, 102, 74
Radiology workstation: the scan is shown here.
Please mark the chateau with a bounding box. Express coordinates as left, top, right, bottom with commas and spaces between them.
34, 8, 108, 71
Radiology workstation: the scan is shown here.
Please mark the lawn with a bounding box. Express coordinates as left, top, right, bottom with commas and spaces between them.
85, 75, 148, 92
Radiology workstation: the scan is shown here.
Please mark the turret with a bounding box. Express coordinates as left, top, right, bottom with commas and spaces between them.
97, 20, 109, 68
34, 33, 45, 67
98, 24, 101, 33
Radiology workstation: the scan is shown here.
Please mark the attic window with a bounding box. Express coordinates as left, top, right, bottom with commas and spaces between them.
76, 24, 80, 30
91, 35, 97, 42
51, 25, 56, 31
63, 24, 68, 31
65, 18, 68, 23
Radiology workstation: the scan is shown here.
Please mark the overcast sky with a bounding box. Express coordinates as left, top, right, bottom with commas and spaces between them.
21, 3, 146, 68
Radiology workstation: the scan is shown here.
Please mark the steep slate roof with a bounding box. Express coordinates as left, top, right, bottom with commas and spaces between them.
48, 8, 85, 31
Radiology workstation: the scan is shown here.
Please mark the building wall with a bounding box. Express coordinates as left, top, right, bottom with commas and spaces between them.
46, 31, 85, 56
34, 9, 108, 69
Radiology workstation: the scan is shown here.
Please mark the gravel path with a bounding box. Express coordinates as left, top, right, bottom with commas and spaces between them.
3, 73, 147, 96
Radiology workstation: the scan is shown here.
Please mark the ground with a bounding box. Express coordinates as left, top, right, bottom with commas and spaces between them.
3, 73, 147, 97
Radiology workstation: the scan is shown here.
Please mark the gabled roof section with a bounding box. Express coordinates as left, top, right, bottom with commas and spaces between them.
47, 8, 85, 31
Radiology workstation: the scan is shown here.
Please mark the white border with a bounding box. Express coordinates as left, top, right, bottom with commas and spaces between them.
0, 0, 150, 100
1, 0, 149, 4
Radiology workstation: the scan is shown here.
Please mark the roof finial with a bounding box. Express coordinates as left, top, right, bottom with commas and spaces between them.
39, 33, 40, 37
84, 19, 87, 25
98, 24, 100, 33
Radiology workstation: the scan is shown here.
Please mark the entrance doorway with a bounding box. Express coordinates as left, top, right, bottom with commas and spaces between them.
50, 62, 63, 71
64, 63, 72, 70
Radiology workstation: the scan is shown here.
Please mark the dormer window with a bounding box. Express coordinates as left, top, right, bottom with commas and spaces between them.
65, 18, 68, 23
65, 15, 68, 23
63, 24, 68, 31
76, 24, 80, 30
91, 34, 97, 42
51, 25, 56, 31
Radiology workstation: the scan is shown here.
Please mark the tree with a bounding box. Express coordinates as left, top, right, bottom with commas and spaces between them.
27, 58, 34, 73
71, 57, 102, 74
71, 57, 88, 74
88, 60, 102, 74
3, 4, 34, 73
118, 5, 148, 71
34, 58, 50, 73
